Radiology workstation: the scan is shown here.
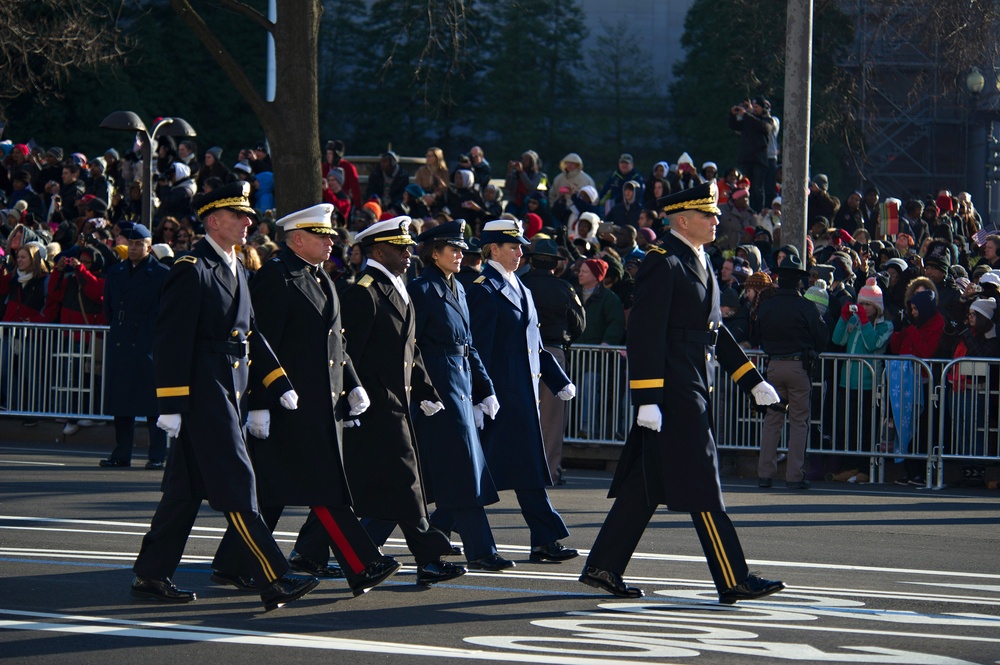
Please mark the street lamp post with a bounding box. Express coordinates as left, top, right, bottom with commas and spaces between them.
99, 112, 196, 228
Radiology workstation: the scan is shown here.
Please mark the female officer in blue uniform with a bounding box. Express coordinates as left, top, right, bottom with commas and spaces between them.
466, 219, 579, 565
408, 220, 513, 571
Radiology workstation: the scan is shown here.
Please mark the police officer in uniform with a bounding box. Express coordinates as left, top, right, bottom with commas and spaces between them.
467, 220, 579, 564
338, 216, 466, 586
210, 204, 401, 597
99, 223, 170, 469
756, 255, 828, 489
580, 181, 786, 602
130, 182, 319, 611
520, 238, 586, 483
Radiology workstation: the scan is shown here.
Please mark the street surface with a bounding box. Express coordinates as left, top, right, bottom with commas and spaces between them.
1, 438, 999, 664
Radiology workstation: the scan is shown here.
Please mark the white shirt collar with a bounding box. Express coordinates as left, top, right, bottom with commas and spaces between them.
367, 259, 409, 304
204, 233, 238, 275
671, 228, 707, 263
488, 259, 521, 293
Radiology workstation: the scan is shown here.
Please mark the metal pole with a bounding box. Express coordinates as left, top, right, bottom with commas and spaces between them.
141, 130, 152, 229
782, 0, 814, 256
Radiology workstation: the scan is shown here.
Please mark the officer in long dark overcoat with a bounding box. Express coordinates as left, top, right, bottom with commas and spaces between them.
210, 204, 400, 597
407, 220, 513, 571
580, 181, 787, 603
99, 223, 169, 468
466, 219, 579, 565
130, 181, 319, 611
339, 216, 466, 586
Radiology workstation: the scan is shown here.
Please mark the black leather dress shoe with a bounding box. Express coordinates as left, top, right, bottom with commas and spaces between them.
288, 550, 345, 578
99, 458, 131, 468
579, 566, 644, 598
210, 570, 257, 591
130, 576, 196, 603
466, 553, 516, 571
447, 545, 463, 557
719, 574, 785, 604
145, 461, 165, 470
757, 477, 772, 488
260, 575, 319, 611
529, 541, 579, 562
415, 559, 467, 586
350, 556, 401, 596
785, 480, 811, 490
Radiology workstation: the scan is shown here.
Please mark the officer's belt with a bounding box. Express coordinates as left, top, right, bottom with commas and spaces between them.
420, 342, 470, 358
197, 339, 249, 358
667, 328, 718, 345
768, 353, 805, 361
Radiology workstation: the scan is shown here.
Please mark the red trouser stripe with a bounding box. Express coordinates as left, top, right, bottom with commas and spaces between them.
312, 506, 365, 574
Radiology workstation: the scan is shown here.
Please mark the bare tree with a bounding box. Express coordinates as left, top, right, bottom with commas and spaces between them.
170, 0, 323, 215
0, 0, 129, 118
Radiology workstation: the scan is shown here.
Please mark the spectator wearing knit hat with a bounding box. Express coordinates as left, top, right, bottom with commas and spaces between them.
922, 240, 966, 332
831, 277, 893, 471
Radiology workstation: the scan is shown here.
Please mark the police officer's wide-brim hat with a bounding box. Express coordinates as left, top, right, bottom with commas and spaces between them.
354, 215, 417, 247
192, 181, 257, 219
529, 238, 562, 258
276, 203, 338, 235
656, 180, 721, 216
416, 219, 468, 250
480, 219, 529, 246
776, 254, 810, 277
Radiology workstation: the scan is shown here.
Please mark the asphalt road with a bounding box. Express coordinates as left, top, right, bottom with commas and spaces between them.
1, 437, 999, 665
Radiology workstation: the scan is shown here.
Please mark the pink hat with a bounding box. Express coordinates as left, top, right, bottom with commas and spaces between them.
857, 277, 883, 314
637, 227, 656, 244
524, 212, 543, 238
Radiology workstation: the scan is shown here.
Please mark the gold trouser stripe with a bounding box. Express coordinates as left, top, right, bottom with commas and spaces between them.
229, 512, 277, 583
731, 361, 754, 383
262, 368, 286, 388
629, 378, 664, 389
156, 386, 190, 397
699, 512, 736, 589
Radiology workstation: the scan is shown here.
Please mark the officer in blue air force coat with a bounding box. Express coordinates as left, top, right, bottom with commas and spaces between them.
407, 220, 515, 571
579, 180, 787, 603
466, 219, 580, 564
130, 181, 319, 612
99, 223, 169, 469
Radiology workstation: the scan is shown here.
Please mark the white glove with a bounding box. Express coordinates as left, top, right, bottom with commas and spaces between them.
556, 383, 576, 401
473, 405, 486, 430
156, 413, 182, 439
419, 400, 445, 416
636, 404, 662, 432
343, 419, 360, 428
347, 386, 370, 416
247, 410, 270, 439
751, 382, 781, 406
279, 389, 299, 410
477, 394, 500, 420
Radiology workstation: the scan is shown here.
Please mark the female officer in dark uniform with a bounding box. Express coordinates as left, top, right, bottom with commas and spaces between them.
407, 220, 514, 571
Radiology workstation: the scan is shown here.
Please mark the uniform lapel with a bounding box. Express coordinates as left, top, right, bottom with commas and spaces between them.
371, 269, 407, 321
283, 251, 327, 320
483, 264, 522, 311
431, 269, 464, 318
667, 233, 709, 288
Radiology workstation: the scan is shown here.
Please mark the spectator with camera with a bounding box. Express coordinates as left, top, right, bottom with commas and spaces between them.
597, 154, 644, 213
503, 150, 543, 217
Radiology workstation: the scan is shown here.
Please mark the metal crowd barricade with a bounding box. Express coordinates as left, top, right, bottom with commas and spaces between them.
0, 322, 108, 420
562, 344, 998, 487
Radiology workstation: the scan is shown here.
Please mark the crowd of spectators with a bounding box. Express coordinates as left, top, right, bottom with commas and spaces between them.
1, 128, 998, 487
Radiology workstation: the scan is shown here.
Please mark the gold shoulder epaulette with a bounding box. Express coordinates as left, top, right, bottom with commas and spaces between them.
358, 274, 374, 288
473, 275, 486, 284
646, 246, 666, 255
175, 255, 198, 265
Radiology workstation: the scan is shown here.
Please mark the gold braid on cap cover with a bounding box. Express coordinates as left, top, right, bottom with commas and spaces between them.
198, 196, 252, 217
380, 233, 416, 245
661, 197, 721, 215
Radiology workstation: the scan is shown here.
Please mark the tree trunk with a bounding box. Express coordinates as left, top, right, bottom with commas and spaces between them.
171, 0, 321, 217
269, 0, 322, 216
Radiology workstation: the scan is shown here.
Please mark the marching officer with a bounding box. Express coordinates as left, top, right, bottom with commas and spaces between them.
130, 181, 319, 611
408, 220, 513, 571
520, 238, 586, 483
756, 254, 828, 489
210, 203, 401, 597
580, 181, 786, 602
466, 219, 579, 565
99, 223, 170, 469
339, 216, 466, 586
